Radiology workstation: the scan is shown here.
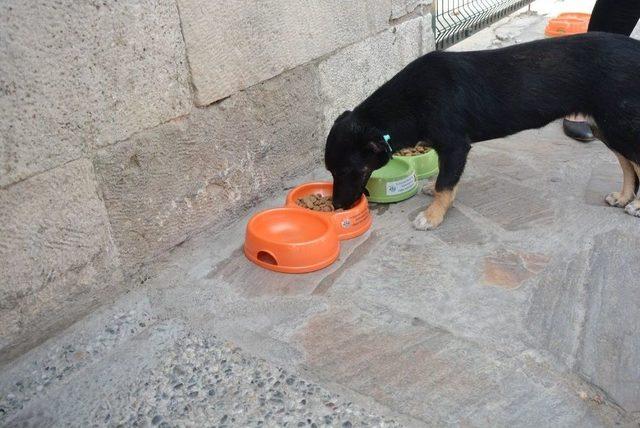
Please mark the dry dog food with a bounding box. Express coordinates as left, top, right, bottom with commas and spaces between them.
395, 145, 431, 156
296, 194, 335, 212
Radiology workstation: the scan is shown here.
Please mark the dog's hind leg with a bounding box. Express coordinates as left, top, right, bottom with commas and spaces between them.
605, 152, 637, 208
623, 161, 640, 217
414, 142, 470, 230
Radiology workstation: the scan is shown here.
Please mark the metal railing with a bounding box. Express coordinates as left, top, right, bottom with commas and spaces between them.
433, 0, 534, 49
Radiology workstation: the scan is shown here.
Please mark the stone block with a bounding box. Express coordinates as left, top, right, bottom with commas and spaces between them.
94, 11, 432, 274
177, 0, 392, 106
576, 230, 640, 412
391, 0, 432, 20
482, 247, 549, 289
93, 64, 324, 272
0, 159, 123, 363
527, 230, 640, 412
457, 176, 555, 231
0, 0, 191, 187
526, 251, 591, 368
584, 165, 621, 206
319, 15, 434, 132
296, 308, 607, 426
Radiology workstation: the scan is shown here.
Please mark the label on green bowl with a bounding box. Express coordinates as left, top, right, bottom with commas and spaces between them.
385, 173, 416, 196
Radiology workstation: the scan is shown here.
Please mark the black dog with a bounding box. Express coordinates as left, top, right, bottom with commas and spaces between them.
325, 32, 640, 230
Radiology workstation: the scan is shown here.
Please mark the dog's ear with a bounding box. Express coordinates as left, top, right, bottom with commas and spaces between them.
334, 110, 352, 123
366, 139, 388, 155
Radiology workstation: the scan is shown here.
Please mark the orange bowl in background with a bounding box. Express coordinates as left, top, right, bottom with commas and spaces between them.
244, 208, 340, 274
545, 13, 590, 37
285, 182, 372, 240
557, 12, 591, 21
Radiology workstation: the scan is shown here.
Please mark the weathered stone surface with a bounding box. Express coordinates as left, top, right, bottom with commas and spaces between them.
526, 251, 591, 368
319, 15, 434, 132
177, 0, 392, 106
2, 13, 638, 426
482, 247, 549, 289
466, 148, 539, 182
0, 159, 122, 363
206, 231, 378, 298
94, 64, 324, 272
296, 308, 607, 426
576, 230, 640, 412
391, 0, 432, 20
527, 230, 640, 412
584, 165, 621, 206
458, 176, 555, 231
0, 0, 191, 187
412, 204, 488, 245
2, 320, 404, 427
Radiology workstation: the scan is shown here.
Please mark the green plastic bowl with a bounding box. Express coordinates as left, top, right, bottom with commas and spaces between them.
366, 158, 418, 203
393, 148, 439, 180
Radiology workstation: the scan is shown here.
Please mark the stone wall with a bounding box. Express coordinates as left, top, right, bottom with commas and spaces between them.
0, 0, 435, 363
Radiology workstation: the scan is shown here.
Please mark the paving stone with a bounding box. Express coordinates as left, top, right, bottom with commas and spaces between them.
526, 251, 591, 368
527, 229, 640, 412
466, 148, 539, 183
206, 232, 378, 298
576, 230, 640, 412
295, 308, 610, 426
584, 164, 622, 207
482, 247, 550, 289
457, 176, 556, 231
3, 323, 401, 427
424, 206, 489, 246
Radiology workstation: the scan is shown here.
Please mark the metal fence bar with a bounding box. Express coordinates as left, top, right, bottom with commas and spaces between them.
432, 0, 534, 49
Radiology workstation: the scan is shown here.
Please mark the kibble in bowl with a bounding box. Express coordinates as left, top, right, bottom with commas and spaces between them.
296, 194, 335, 212
395, 145, 431, 156
286, 182, 371, 240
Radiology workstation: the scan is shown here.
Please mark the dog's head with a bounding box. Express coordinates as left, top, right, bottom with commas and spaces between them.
324, 111, 391, 209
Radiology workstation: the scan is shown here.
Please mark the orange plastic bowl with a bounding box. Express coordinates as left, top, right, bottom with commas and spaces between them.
545, 13, 590, 37
557, 12, 590, 21
244, 208, 340, 273
285, 182, 372, 240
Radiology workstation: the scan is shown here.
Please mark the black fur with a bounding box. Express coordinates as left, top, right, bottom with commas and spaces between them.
325, 32, 640, 209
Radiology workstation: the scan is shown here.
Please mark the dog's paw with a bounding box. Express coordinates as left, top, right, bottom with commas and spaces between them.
624, 200, 640, 217
413, 212, 436, 230
605, 192, 632, 208
422, 182, 435, 196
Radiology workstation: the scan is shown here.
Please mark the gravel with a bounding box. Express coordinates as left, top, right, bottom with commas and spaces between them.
94, 334, 400, 427
2, 330, 400, 427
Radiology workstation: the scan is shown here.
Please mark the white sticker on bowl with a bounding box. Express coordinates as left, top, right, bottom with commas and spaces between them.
385, 173, 416, 196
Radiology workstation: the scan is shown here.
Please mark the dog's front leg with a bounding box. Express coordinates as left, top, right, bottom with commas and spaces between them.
414, 143, 470, 230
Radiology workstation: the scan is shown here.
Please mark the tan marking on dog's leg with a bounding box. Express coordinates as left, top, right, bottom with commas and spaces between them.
413, 186, 457, 230
624, 162, 640, 217
421, 180, 435, 196
605, 153, 636, 207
